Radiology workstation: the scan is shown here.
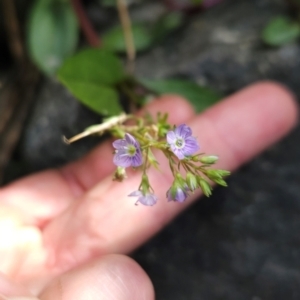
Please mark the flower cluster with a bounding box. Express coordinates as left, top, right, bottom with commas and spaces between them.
64, 113, 230, 206
110, 115, 230, 206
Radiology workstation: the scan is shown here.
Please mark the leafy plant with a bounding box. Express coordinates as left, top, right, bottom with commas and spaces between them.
27, 0, 223, 117
27, 0, 78, 75
262, 16, 300, 46
57, 49, 126, 115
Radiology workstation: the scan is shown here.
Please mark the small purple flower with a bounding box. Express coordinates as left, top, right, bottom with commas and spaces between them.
167, 184, 189, 203
166, 124, 199, 160
129, 190, 157, 206
113, 133, 143, 168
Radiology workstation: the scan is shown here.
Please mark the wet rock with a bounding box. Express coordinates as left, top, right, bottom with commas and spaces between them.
18, 78, 102, 171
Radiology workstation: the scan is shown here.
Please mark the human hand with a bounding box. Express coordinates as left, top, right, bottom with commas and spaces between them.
0, 82, 297, 299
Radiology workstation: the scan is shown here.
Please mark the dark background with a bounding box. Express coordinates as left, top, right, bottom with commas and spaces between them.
2, 0, 300, 299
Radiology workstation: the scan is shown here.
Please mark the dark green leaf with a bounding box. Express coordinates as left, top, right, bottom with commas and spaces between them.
64, 81, 122, 115
57, 49, 126, 116
57, 48, 126, 86
101, 0, 116, 6
140, 79, 222, 112
262, 16, 300, 46
102, 24, 153, 52
27, 0, 78, 75
151, 12, 184, 42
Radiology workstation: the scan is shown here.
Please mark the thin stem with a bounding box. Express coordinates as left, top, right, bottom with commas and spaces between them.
64, 113, 129, 144
1, 0, 24, 62
182, 161, 194, 174
116, 0, 135, 73
71, 0, 100, 47
118, 82, 139, 113
143, 147, 150, 173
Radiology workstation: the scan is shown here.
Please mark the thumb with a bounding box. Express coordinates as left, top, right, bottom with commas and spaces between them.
39, 254, 154, 300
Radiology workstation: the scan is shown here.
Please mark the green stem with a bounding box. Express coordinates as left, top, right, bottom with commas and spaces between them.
119, 82, 140, 113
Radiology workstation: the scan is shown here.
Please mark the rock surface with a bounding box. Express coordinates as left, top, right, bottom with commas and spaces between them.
6, 0, 300, 299
18, 78, 102, 171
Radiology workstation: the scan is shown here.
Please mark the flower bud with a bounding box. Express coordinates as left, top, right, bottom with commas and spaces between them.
216, 169, 231, 177
175, 172, 186, 186
113, 167, 127, 182
167, 183, 189, 202
205, 169, 230, 182
200, 155, 219, 164
186, 172, 198, 192
204, 169, 222, 180
213, 178, 228, 187
197, 177, 212, 197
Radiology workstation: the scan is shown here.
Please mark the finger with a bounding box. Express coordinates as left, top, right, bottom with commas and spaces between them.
0, 272, 32, 298
0, 96, 195, 225
0, 297, 38, 300
39, 255, 154, 300
43, 81, 298, 271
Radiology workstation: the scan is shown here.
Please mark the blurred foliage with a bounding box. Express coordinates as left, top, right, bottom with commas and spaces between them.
27, 0, 78, 75
140, 79, 222, 113
26, 0, 222, 116
102, 24, 152, 52
262, 16, 300, 46
102, 12, 183, 53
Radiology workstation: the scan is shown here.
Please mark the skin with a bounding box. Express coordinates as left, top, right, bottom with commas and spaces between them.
0, 81, 297, 299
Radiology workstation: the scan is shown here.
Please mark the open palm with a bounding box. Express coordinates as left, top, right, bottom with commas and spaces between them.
0, 82, 296, 300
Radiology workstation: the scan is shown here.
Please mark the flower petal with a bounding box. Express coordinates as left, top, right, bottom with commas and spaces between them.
138, 194, 157, 206
125, 133, 139, 147
175, 124, 192, 139
113, 153, 132, 168
112, 139, 127, 149
171, 146, 185, 160
166, 189, 173, 202
131, 151, 143, 167
183, 137, 199, 156
128, 190, 143, 197
166, 131, 177, 144
175, 188, 188, 202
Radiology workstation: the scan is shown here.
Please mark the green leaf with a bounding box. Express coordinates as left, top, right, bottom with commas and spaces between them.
57, 48, 126, 86
27, 0, 78, 75
64, 81, 122, 115
151, 12, 184, 42
102, 24, 153, 52
262, 16, 300, 46
57, 48, 126, 116
140, 79, 222, 112
101, 0, 116, 6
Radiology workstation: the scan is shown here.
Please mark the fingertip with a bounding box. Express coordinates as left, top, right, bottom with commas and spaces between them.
250, 81, 299, 130
197, 80, 299, 169
39, 255, 154, 300
237, 81, 299, 142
